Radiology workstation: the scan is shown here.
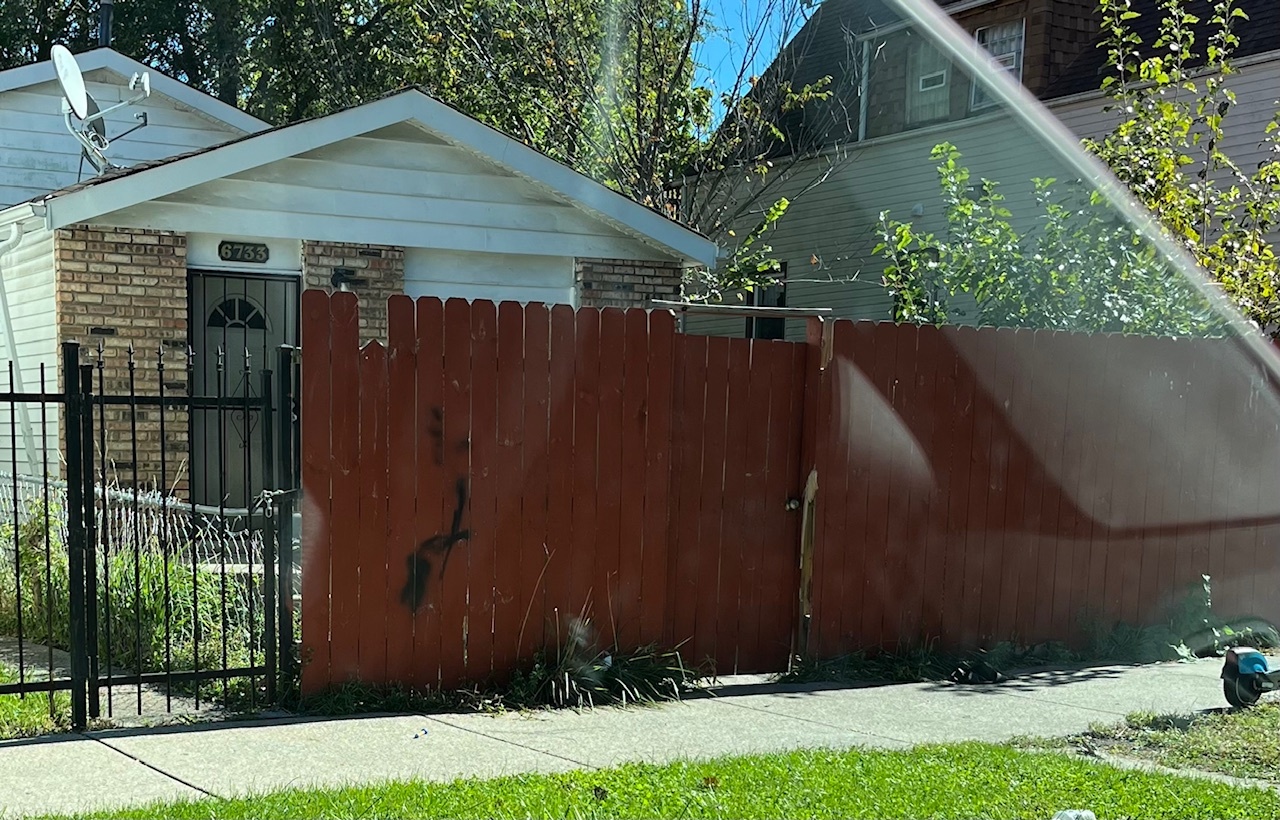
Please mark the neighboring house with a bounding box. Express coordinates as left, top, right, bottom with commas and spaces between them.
0, 50, 717, 503
686, 0, 1280, 339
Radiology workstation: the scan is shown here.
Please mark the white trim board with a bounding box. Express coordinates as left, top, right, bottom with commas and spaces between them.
37, 90, 718, 267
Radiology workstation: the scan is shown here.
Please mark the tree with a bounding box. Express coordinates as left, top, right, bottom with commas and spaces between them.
876, 0, 1280, 336
372, 0, 853, 300
0, 0, 850, 299
876, 143, 1223, 334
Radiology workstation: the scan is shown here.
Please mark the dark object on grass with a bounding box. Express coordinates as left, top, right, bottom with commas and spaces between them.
1221, 645, 1280, 708
948, 656, 1007, 684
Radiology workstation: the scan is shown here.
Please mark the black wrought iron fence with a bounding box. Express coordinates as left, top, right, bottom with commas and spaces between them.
0, 341, 298, 730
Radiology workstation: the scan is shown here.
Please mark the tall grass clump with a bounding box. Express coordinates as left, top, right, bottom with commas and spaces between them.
0, 496, 264, 704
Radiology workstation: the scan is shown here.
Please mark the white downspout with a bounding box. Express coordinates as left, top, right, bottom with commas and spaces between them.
858, 39, 871, 143
0, 222, 39, 474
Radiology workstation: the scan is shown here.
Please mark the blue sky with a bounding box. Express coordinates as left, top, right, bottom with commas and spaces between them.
693, 0, 814, 102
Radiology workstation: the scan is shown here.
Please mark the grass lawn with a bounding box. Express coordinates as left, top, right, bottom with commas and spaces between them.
0, 663, 68, 739
39, 742, 1280, 820
1077, 701, 1280, 783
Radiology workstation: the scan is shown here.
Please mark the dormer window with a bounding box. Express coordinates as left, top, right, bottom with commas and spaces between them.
971, 20, 1025, 110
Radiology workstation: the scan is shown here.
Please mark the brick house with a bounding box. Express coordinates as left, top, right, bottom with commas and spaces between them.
0, 57, 717, 505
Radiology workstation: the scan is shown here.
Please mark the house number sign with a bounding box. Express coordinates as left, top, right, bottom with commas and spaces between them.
218, 241, 271, 264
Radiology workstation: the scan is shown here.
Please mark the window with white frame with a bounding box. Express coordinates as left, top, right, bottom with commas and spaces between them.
906, 41, 950, 125
971, 20, 1025, 111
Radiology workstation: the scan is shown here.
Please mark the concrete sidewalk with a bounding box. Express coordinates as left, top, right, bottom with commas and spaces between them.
0, 658, 1238, 818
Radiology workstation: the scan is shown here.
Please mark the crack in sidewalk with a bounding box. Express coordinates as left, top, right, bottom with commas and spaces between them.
82, 732, 225, 801
703, 697, 913, 747
421, 714, 601, 771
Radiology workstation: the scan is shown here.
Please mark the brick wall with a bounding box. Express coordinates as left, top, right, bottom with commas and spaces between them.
574, 258, 685, 309
55, 226, 189, 490
302, 242, 405, 343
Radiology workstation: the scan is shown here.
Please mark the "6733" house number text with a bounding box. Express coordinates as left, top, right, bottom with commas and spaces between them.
218, 241, 271, 264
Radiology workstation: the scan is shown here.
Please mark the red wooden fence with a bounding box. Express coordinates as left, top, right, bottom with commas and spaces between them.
300, 292, 1280, 695
805, 322, 1280, 656
300, 292, 805, 694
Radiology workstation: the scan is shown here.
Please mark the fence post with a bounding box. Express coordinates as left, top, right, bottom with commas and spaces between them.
276, 345, 298, 680
260, 368, 277, 704
62, 341, 88, 731
79, 363, 98, 720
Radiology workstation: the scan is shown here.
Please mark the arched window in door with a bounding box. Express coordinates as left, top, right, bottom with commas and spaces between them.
207, 297, 269, 331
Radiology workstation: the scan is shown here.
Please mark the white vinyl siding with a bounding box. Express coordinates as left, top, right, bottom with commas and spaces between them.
404, 250, 575, 306
0, 224, 57, 476
0, 71, 245, 208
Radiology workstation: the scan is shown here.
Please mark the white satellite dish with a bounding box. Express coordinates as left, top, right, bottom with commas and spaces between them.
51, 45, 88, 119
49, 44, 152, 178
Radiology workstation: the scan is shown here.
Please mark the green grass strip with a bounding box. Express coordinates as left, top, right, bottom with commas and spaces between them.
0, 663, 68, 739
1084, 703, 1280, 783
40, 742, 1280, 820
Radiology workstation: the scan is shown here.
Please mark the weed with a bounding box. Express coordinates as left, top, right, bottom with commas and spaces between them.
787, 576, 1278, 686
1076, 703, 1280, 782
0, 662, 70, 738
300, 615, 698, 716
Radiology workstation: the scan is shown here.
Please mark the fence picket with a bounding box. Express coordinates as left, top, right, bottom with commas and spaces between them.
518, 304, 551, 660
858, 322, 899, 648
326, 293, 361, 683
987, 329, 1020, 643
997, 329, 1032, 644
467, 300, 499, 681
571, 310, 602, 629
717, 339, 753, 671
668, 334, 707, 653
491, 302, 525, 681
694, 336, 732, 668
299, 290, 332, 694
736, 341, 773, 671
356, 342, 390, 684
639, 311, 675, 648
618, 309, 649, 650
438, 298, 473, 688
595, 310, 626, 642
545, 306, 576, 645
411, 297, 445, 688
921, 322, 952, 642
885, 322, 922, 644
814, 321, 855, 655
385, 297, 417, 686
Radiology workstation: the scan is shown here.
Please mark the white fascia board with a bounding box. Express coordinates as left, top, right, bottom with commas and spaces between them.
0, 48, 268, 134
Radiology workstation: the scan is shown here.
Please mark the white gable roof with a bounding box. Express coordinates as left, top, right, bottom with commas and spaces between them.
32, 89, 717, 266
0, 48, 267, 134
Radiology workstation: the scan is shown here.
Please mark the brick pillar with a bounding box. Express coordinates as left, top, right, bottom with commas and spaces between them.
302, 242, 405, 343
574, 258, 684, 309
54, 226, 189, 491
